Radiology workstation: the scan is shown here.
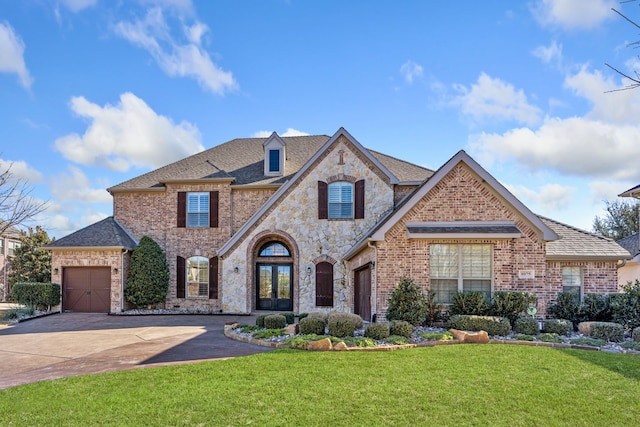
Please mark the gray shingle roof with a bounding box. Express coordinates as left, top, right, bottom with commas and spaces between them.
108, 134, 433, 192
617, 232, 639, 257
47, 217, 137, 250
541, 216, 631, 260
0, 220, 22, 239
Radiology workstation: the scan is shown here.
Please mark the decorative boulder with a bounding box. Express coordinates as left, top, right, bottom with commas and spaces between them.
449, 329, 490, 344
285, 324, 299, 335
333, 341, 349, 351
307, 338, 333, 351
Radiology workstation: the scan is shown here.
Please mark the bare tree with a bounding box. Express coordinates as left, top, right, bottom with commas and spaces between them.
606, 4, 640, 91
0, 163, 47, 235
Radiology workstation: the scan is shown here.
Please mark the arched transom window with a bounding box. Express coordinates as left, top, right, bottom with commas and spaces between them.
259, 242, 290, 257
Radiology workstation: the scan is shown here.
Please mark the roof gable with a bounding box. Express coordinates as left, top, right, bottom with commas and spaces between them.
619, 184, 640, 198
369, 150, 558, 242
47, 217, 137, 250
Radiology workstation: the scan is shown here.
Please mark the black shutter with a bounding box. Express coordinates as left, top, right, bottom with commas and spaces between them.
177, 256, 186, 298
209, 256, 219, 299
177, 192, 186, 228
209, 191, 219, 228
355, 179, 365, 219
315, 262, 333, 307
318, 181, 328, 219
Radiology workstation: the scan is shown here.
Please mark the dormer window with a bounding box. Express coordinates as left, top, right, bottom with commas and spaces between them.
263, 132, 286, 176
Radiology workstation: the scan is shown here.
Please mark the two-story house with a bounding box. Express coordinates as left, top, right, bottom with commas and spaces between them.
48, 128, 631, 318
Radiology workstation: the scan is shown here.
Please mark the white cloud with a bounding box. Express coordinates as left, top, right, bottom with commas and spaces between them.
252, 128, 310, 138
452, 73, 542, 125
0, 159, 42, 182
114, 7, 237, 95
589, 180, 635, 203
506, 183, 575, 210
58, 0, 97, 13
400, 60, 423, 84
0, 21, 33, 89
532, 40, 563, 66
532, 0, 616, 30
54, 92, 203, 171
51, 166, 112, 203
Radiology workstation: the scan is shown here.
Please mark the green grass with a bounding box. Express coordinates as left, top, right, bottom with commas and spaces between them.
1, 345, 639, 426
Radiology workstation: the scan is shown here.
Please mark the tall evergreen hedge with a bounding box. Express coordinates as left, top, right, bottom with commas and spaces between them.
124, 236, 169, 308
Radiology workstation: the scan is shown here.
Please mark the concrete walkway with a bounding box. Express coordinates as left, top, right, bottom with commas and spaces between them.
0, 312, 272, 389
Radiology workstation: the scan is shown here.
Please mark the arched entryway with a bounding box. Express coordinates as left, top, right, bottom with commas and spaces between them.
255, 241, 293, 311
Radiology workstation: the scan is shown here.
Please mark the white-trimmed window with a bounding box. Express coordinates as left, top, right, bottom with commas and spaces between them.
268, 149, 280, 173
430, 244, 492, 304
187, 192, 209, 228
562, 266, 582, 300
7, 241, 20, 257
187, 256, 209, 298
328, 181, 353, 219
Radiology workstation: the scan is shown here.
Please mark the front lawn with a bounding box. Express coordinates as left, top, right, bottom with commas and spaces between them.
1, 345, 639, 426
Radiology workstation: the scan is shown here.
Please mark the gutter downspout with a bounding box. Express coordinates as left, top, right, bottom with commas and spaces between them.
367, 239, 377, 321
121, 249, 129, 313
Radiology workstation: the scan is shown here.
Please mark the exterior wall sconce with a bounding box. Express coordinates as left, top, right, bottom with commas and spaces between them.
234, 266, 239, 273
54, 268, 59, 275
307, 266, 312, 274
113, 268, 119, 274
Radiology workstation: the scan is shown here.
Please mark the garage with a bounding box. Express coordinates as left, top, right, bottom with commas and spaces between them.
63, 267, 111, 313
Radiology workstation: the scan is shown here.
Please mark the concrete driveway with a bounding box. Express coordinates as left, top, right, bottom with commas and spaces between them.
0, 313, 272, 389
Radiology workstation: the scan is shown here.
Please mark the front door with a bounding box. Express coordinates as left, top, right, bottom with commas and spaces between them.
256, 263, 293, 311
354, 265, 372, 321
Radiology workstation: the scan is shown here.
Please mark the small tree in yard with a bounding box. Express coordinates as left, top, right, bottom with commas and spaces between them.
386, 277, 428, 326
125, 236, 169, 309
8, 226, 53, 288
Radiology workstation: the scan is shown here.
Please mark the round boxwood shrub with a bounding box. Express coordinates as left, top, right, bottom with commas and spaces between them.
633, 326, 640, 343
590, 322, 624, 342
543, 318, 573, 335
264, 314, 286, 329
364, 323, 390, 340
307, 312, 329, 322
327, 312, 363, 330
328, 314, 356, 338
389, 320, 413, 338
299, 316, 326, 335
255, 314, 269, 328
282, 312, 295, 325
514, 317, 539, 335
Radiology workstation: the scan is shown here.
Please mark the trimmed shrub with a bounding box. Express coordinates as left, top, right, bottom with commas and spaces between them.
255, 314, 269, 328
328, 312, 363, 330
328, 313, 356, 338
633, 327, 640, 342
264, 314, 286, 329
124, 236, 169, 308
543, 318, 573, 335
307, 312, 329, 322
611, 279, 640, 330
489, 291, 537, 326
514, 317, 539, 335
447, 314, 511, 336
385, 277, 428, 326
590, 322, 624, 342
11, 282, 60, 311
449, 291, 488, 316
547, 292, 581, 327
282, 312, 295, 325
580, 293, 612, 322
299, 316, 326, 335
389, 320, 413, 338
364, 323, 390, 340
538, 333, 562, 343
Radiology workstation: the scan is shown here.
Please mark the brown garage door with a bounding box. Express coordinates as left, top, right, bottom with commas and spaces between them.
63, 267, 111, 313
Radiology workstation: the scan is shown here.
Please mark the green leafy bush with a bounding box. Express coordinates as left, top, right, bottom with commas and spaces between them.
341, 337, 377, 347
364, 323, 390, 340
580, 293, 612, 322
611, 279, 640, 330
547, 292, 581, 327
11, 282, 60, 310
514, 317, 539, 335
252, 329, 286, 339
385, 277, 428, 326
283, 334, 340, 349
299, 316, 326, 335
620, 342, 640, 351
570, 337, 606, 347
282, 312, 295, 324
447, 314, 511, 336
2, 305, 35, 320
419, 331, 454, 341
633, 327, 640, 342
255, 314, 269, 328
424, 290, 442, 326
238, 324, 261, 333
538, 333, 562, 343
513, 334, 535, 341
328, 313, 356, 338
590, 322, 624, 342
264, 314, 286, 329
389, 320, 413, 338
543, 318, 573, 335
385, 335, 411, 345
298, 313, 309, 320
328, 312, 363, 330
124, 236, 169, 308
449, 291, 488, 316
489, 291, 537, 325
307, 312, 329, 322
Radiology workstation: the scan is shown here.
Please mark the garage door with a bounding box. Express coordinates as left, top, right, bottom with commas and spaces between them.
63, 267, 111, 313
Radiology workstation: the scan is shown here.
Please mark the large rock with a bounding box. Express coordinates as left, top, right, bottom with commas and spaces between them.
307, 337, 333, 351
333, 341, 349, 351
285, 324, 299, 335
449, 329, 490, 344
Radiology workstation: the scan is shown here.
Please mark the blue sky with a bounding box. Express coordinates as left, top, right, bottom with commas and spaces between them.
1, 0, 639, 239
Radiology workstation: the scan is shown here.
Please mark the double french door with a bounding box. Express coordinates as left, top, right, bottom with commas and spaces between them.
256, 263, 293, 311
